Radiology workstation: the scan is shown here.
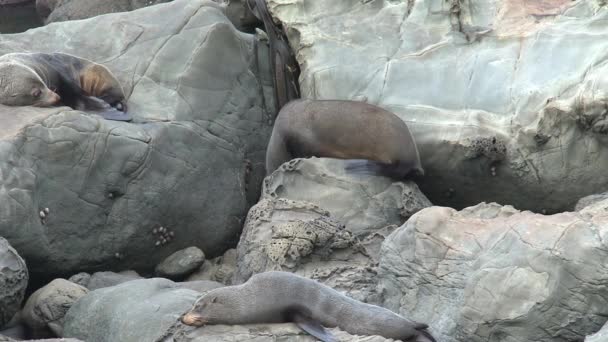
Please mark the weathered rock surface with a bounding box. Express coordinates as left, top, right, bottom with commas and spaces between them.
379, 201, 608, 342
235, 158, 430, 302
0, 237, 28, 329
155, 247, 205, 280
22, 279, 88, 338
587, 322, 608, 342
62, 276, 393, 342
575, 192, 608, 211
186, 248, 237, 285
0, 0, 274, 280
267, 0, 608, 213
0, 1, 42, 33
35, 0, 172, 24
68, 271, 142, 291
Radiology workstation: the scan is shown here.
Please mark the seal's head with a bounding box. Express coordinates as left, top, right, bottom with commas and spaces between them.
181, 290, 240, 327
0, 62, 61, 107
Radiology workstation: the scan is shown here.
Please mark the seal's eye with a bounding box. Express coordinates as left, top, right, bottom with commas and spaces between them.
31, 88, 41, 98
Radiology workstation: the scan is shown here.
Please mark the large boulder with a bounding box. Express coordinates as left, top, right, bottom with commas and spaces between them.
0, 1, 42, 33
35, 0, 172, 24
235, 158, 430, 302
0, 237, 28, 329
266, 0, 608, 213
0, 0, 274, 280
378, 201, 608, 342
586, 322, 608, 342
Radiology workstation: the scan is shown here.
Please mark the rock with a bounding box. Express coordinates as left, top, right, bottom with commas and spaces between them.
575, 192, 608, 211
177, 280, 224, 293
22, 279, 88, 338
378, 201, 608, 342
266, 0, 608, 213
0, 237, 28, 329
223, 0, 260, 32
186, 249, 237, 285
68, 271, 142, 291
263, 158, 431, 236
234, 158, 430, 301
0, 0, 274, 281
36, 0, 172, 24
62, 278, 202, 342
0, 1, 43, 33
586, 322, 608, 342
155, 247, 205, 280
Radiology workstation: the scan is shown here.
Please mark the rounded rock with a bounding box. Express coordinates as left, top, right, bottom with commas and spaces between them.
155, 246, 205, 280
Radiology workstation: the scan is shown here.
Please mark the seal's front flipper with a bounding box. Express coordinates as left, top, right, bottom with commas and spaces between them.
343, 159, 385, 176
97, 108, 133, 122
292, 312, 336, 342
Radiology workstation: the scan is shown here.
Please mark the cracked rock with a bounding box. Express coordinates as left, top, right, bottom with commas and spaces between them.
0, 237, 28, 329
378, 201, 608, 342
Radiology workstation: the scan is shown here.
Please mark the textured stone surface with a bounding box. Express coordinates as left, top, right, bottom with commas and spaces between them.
575, 192, 608, 211
378, 201, 608, 342
267, 0, 608, 213
22, 279, 88, 337
186, 248, 237, 285
0, 1, 42, 33
235, 158, 429, 302
586, 322, 608, 342
36, 0, 172, 24
0, 237, 28, 328
155, 247, 205, 280
0, 0, 274, 280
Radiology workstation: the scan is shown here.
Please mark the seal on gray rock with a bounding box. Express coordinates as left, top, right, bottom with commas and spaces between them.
181, 271, 436, 342
0, 52, 131, 121
265, 99, 423, 179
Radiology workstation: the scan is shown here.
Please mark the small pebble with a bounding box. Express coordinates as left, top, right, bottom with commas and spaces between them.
155, 241, 161, 246
44, 208, 50, 214
39, 211, 46, 219
169, 231, 175, 237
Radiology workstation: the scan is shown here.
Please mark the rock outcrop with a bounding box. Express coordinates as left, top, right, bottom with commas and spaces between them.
0, 0, 274, 280
235, 157, 430, 302
0, 237, 28, 328
266, 0, 608, 213
35, 0, 172, 24
379, 201, 608, 342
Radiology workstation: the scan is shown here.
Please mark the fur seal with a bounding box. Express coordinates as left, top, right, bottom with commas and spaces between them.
265, 99, 424, 179
181, 271, 436, 342
0, 52, 131, 121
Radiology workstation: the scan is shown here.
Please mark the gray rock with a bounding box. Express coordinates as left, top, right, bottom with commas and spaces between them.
586, 321, 608, 342
22, 279, 88, 338
68, 271, 142, 291
378, 201, 608, 342
575, 192, 608, 211
0, 0, 274, 280
62, 278, 201, 342
266, 0, 608, 213
235, 158, 428, 302
36, 0, 172, 24
186, 249, 237, 285
155, 247, 205, 280
177, 280, 224, 293
0, 1, 43, 33
0, 237, 28, 329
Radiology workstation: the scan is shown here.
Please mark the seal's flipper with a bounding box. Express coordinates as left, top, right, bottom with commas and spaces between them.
292, 312, 336, 342
96, 107, 133, 122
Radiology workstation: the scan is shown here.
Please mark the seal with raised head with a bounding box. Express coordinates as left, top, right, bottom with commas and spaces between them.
265, 99, 423, 179
0, 52, 131, 121
181, 271, 436, 342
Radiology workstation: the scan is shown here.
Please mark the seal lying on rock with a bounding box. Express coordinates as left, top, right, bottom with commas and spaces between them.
0, 52, 131, 121
265, 99, 424, 179
182, 271, 436, 342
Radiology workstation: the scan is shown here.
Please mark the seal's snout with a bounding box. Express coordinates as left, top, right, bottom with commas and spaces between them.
181, 312, 207, 326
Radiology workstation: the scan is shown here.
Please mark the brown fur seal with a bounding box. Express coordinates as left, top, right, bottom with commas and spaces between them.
0, 52, 131, 121
265, 99, 423, 179
181, 271, 436, 342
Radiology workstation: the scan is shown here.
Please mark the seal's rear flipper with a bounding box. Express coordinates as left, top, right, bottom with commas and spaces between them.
292, 312, 337, 342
